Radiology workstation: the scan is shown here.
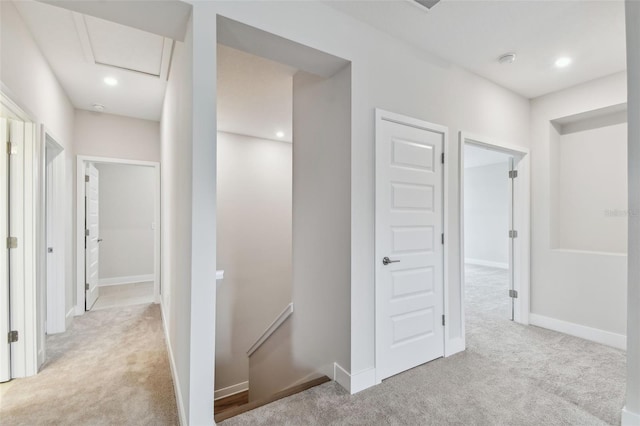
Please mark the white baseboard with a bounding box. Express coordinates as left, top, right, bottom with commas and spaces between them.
445, 337, 465, 357
160, 301, 187, 426
333, 363, 351, 393
215, 381, 249, 400
333, 363, 377, 395
99, 274, 154, 287
465, 258, 509, 270
64, 308, 75, 329
529, 313, 626, 350
623, 406, 640, 426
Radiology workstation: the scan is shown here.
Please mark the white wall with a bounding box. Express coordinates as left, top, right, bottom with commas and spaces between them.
555, 121, 627, 254
215, 131, 292, 391
1, 0, 75, 321
193, 3, 530, 394
531, 72, 627, 340
74, 110, 160, 161
96, 163, 155, 282
464, 162, 510, 267
291, 67, 352, 379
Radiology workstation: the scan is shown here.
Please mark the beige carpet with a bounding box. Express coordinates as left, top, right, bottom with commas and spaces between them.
221, 265, 626, 425
0, 304, 178, 425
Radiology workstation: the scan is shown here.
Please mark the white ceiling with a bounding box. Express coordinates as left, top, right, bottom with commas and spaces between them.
14, 0, 172, 121
464, 144, 511, 168
217, 45, 296, 143
325, 0, 626, 99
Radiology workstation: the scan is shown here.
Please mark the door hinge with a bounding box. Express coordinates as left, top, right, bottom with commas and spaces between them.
85, 175, 90, 183
6, 142, 16, 155
85, 229, 90, 237
441, 233, 444, 245
509, 289, 518, 299
8, 330, 18, 343
6, 237, 17, 249
85, 283, 89, 291
441, 152, 445, 164
509, 170, 518, 179
442, 315, 446, 326
509, 230, 518, 239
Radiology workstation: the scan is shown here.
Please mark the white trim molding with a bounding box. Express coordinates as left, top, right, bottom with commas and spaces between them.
444, 337, 465, 357
214, 381, 249, 400
529, 313, 626, 350
98, 274, 155, 287
246, 303, 293, 356
622, 406, 640, 426
160, 300, 187, 426
333, 364, 377, 395
464, 258, 509, 270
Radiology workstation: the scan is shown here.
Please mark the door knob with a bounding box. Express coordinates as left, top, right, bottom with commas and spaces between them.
382, 257, 400, 266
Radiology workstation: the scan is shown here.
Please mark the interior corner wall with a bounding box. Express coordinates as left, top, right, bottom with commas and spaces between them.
1, 0, 75, 320
531, 71, 628, 338
215, 131, 293, 391
96, 163, 155, 282
291, 67, 352, 378
464, 162, 510, 267
198, 1, 530, 389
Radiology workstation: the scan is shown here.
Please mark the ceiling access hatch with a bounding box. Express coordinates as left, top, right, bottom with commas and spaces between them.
74, 13, 172, 77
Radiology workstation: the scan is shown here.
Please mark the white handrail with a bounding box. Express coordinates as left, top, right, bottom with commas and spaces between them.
246, 303, 294, 356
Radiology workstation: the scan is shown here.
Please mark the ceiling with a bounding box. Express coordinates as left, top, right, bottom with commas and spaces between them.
14, 0, 626, 125
217, 45, 296, 143
325, 0, 626, 99
14, 0, 172, 121
464, 144, 511, 168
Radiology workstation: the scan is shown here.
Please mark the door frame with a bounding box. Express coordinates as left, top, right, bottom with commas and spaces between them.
459, 131, 531, 332
374, 109, 450, 383
43, 128, 66, 334
75, 156, 161, 315
1, 87, 40, 378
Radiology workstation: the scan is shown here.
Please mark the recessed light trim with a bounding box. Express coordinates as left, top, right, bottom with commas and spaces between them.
555, 57, 572, 68
92, 104, 106, 112
103, 77, 118, 86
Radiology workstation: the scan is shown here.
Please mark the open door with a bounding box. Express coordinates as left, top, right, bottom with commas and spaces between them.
0, 118, 10, 382
85, 163, 100, 310
375, 110, 446, 382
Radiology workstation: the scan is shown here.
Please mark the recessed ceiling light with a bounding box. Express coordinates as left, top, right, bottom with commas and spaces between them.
498, 52, 517, 65
103, 77, 118, 86
555, 57, 572, 68
92, 104, 105, 112
276, 131, 285, 138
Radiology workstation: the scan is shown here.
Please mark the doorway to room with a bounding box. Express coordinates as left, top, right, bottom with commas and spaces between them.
459, 133, 530, 336
77, 158, 160, 312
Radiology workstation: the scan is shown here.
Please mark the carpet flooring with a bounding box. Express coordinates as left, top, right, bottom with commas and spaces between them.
0, 304, 178, 426
222, 264, 626, 426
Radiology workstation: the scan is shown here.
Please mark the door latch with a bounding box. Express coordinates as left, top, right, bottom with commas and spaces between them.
382, 257, 400, 266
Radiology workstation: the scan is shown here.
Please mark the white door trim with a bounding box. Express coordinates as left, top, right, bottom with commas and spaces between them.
459, 131, 531, 332
374, 109, 450, 383
75, 155, 161, 315
43, 127, 66, 335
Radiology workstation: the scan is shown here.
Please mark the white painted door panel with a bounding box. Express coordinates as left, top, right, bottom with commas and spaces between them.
0, 118, 9, 382
85, 164, 100, 310
376, 113, 445, 381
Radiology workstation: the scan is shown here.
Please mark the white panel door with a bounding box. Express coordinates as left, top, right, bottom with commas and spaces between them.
0, 118, 10, 382
85, 164, 100, 310
375, 112, 445, 381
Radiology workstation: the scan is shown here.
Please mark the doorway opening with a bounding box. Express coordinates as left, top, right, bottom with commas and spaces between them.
213, 17, 352, 422
76, 158, 160, 312
459, 132, 530, 342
